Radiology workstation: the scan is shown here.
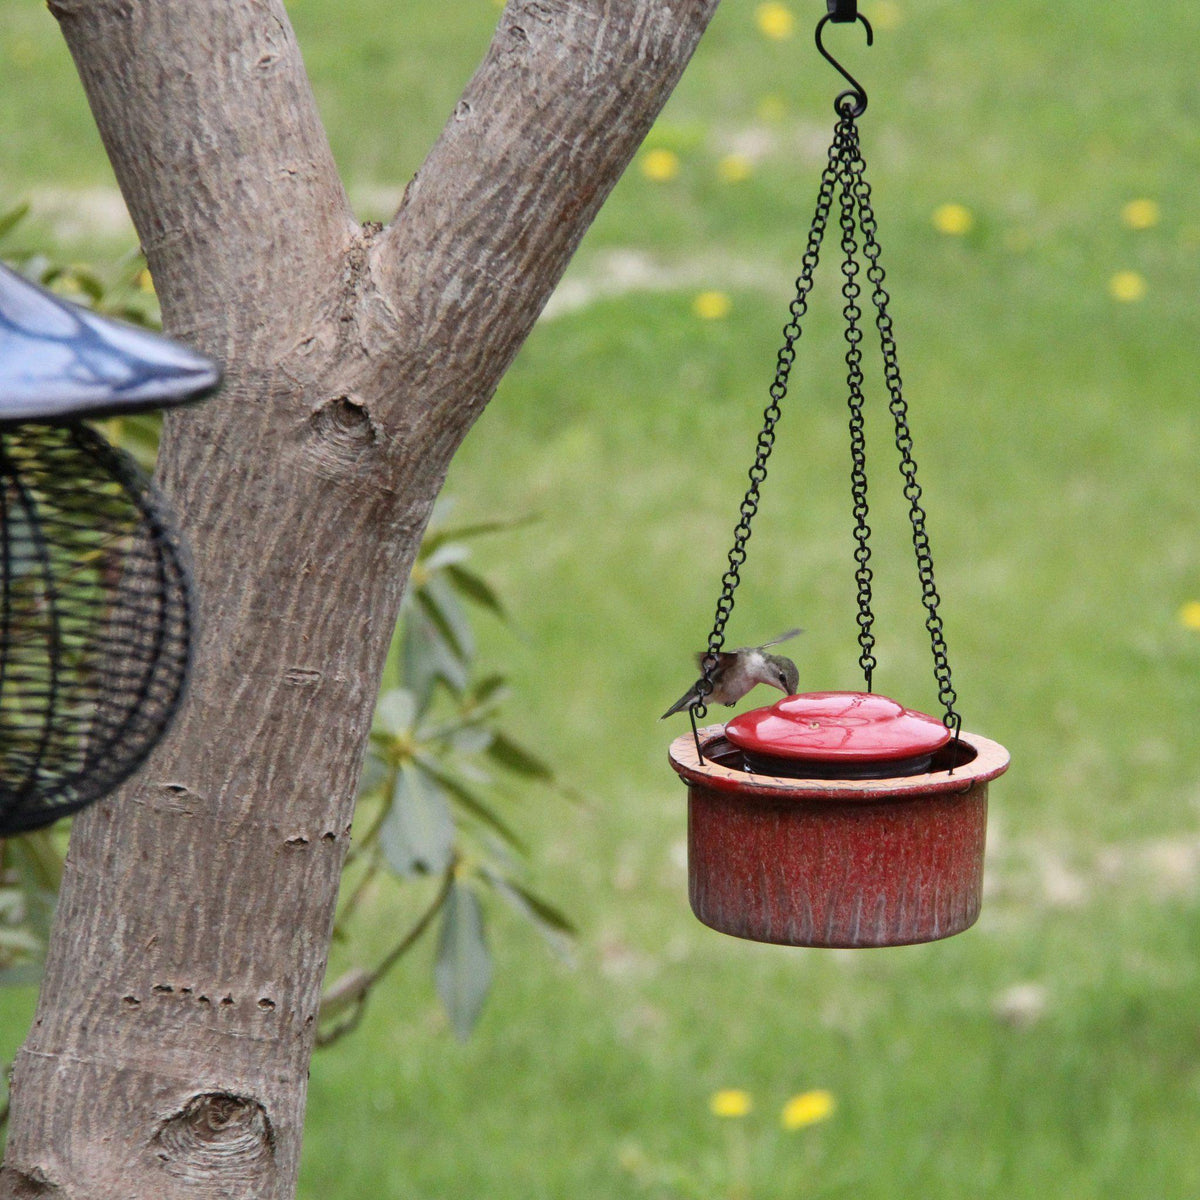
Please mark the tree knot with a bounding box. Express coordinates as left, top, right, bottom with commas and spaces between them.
311, 395, 375, 442
306, 395, 380, 474
151, 1092, 275, 1183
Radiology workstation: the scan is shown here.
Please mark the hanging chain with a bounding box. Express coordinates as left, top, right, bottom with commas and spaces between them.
836, 115, 877, 691
689, 97, 961, 748
841, 117, 961, 735
692, 135, 842, 722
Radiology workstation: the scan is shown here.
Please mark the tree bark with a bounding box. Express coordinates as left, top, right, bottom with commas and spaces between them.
0, 1, 719, 1197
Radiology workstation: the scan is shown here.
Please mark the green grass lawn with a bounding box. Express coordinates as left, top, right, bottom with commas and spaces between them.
3, 0, 1200, 1196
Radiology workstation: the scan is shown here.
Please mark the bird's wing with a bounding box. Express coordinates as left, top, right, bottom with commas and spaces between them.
660, 686, 700, 719
753, 627, 804, 650
692, 651, 736, 671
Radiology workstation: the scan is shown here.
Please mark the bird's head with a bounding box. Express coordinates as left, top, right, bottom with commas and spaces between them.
768, 655, 800, 696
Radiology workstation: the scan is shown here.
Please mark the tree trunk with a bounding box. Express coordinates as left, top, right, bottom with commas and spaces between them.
0, 2, 719, 1196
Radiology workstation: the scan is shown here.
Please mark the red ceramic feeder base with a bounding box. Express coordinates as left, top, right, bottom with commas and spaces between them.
669, 725, 1009, 948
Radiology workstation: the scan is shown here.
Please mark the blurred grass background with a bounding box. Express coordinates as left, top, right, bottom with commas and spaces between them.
3, 0, 1200, 1196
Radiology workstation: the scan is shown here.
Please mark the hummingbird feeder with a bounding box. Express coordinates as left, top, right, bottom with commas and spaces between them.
0, 262, 220, 835
666, 2, 1009, 948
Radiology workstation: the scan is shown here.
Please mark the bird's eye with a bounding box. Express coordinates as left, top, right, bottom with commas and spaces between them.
779, 673, 789, 688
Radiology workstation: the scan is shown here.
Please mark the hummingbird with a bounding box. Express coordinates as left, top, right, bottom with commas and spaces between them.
660, 629, 803, 719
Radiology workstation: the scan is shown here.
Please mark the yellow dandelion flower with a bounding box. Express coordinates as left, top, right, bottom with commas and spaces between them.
755, 2, 795, 40
641, 148, 680, 183
1179, 601, 1200, 631
693, 290, 732, 320
865, 1, 902, 31
709, 1088, 753, 1118
781, 1089, 836, 1130
932, 203, 974, 237
1108, 270, 1147, 302
717, 154, 753, 184
1121, 199, 1160, 230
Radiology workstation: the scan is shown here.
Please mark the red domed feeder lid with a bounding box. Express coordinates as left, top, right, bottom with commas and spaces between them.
725, 691, 953, 780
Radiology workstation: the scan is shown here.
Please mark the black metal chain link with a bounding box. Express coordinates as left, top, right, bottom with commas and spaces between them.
835, 113, 877, 691
692, 135, 842, 723
690, 100, 961, 746
842, 118, 961, 735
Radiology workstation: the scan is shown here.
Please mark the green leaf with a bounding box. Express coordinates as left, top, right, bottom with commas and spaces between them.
421, 513, 536, 557
487, 732, 555, 781
415, 759, 526, 853
0, 891, 23, 922
0, 201, 30, 241
356, 747, 389, 798
22, 254, 50, 282
375, 687, 417, 736
379, 763, 455, 877
10, 832, 64, 894
502, 879, 575, 936
435, 880, 492, 1041
421, 541, 471, 572
445, 563, 507, 619
470, 674, 510, 707
448, 725, 493, 755
108, 411, 162, 468
417, 575, 475, 664
402, 608, 469, 710
111, 304, 157, 329
482, 868, 576, 962
69, 267, 106, 303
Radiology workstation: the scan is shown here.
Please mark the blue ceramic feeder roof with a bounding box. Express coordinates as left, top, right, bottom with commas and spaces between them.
0, 262, 221, 426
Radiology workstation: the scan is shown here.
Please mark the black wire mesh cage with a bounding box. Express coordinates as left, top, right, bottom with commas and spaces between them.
0, 262, 220, 835
0, 424, 192, 833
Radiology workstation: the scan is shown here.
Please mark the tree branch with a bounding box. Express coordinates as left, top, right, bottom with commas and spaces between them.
316, 860, 457, 1049
370, 0, 721, 441
49, 0, 355, 349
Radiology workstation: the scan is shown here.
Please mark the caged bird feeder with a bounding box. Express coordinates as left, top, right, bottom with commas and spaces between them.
0, 262, 220, 836
665, 1, 1008, 948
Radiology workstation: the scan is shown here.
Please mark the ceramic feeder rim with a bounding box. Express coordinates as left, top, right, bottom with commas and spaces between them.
669, 726, 1009, 804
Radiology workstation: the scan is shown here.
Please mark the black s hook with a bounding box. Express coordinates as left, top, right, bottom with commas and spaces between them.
814, 11, 874, 118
